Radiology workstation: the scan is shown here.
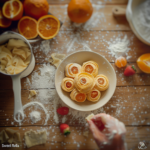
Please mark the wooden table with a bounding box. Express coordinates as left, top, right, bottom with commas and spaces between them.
0, 0, 150, 150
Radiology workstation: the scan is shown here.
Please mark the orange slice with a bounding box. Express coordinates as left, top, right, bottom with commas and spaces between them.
66, 82, 72, 88
91, 91, 98, 98
2, 0, 23, 21
115, 56, 127, 68
98, 78, 104, 85
137, 53, 150, 74
37, 15, 60, 40
85, 65, 94, 73
0, 8, 11, 28
71, 66, 78, 74
18, 16, 38, 40
75, 93, 86, 102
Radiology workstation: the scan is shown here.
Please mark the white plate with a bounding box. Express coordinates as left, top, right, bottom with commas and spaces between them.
55, 51, 117, 111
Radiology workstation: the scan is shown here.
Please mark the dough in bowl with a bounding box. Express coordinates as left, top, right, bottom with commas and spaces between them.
0, 39, 31, 75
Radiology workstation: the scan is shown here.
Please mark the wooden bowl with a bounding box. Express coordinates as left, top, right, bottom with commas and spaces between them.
55, 51, 117, 111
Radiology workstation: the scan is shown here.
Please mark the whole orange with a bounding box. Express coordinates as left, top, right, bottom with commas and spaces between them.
67, 0, 93, 23
23, 0, 49, 20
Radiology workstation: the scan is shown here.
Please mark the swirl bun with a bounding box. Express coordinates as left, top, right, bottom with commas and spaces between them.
61, 77, 74, 92
81, 61, 98, 77
74, 72, 95, 93
65, 63, 81, 78
87, 88, 101, 102
70, 89, 86, 102
95, 74, 109, 91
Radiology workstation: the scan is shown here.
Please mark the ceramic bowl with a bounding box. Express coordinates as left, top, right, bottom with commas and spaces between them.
55, 51, 117, 111
126, 0, 150, 46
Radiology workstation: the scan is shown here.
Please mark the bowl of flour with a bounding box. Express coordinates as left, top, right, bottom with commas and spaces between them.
126, 0, 150, 45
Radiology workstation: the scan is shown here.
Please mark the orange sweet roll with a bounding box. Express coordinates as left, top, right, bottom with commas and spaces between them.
94, 74, 109, 91
74, 72, 95, 94
65, 63, 82, 78
87, 88, 101, 102
61, 77, 75, 92
70, 89, 86, 102
81, 61, 99, 77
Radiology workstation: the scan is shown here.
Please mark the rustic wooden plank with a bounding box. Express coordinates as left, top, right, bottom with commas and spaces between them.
0, 31, 149, 68
47, 0, 128, 5
0, 126, 150, 150
0, 86, 150, 127
30, 31, 149, 63
0, 62, 150, 90
49, 5, 130, 31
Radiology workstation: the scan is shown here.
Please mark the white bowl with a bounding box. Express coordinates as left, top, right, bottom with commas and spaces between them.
55, 51, 117, 111
126, 0, 150, 46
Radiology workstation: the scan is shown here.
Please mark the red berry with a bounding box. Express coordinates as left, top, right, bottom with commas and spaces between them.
57, 107, 69, 115
60, 124, 70, 135
124, 65, 136, 76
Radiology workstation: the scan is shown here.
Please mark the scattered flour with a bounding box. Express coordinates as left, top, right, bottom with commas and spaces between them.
107, 35, 131, 58
23, 102, 49, 125
40, 40, 51, 55
25, 64, 56, 89
29, 111, 41, 124
83, 12, 106, 30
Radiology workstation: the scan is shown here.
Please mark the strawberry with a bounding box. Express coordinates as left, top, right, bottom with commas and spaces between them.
60, 124, 71, 135
57, 107, 69, 115
124, 65, 136, 76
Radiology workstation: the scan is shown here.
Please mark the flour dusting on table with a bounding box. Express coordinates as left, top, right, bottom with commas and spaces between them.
107, 35, 131, 58
30, 111, 41, 124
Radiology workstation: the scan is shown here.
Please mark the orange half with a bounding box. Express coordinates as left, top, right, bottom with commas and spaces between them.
0, 8, 11, 28
137, 53, 150, 74
37, 15, 60, 40
2, 0, 23, 21
18, 16, 38, 40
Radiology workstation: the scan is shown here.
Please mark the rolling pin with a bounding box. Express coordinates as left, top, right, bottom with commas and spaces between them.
113, 7, 126, 17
